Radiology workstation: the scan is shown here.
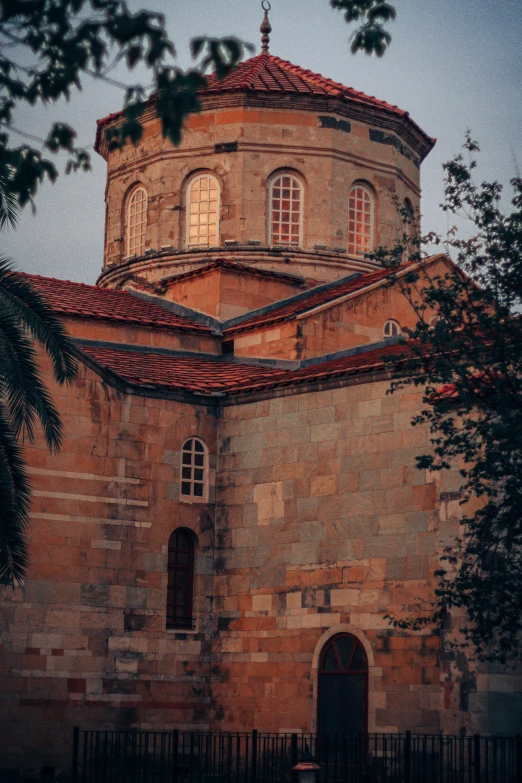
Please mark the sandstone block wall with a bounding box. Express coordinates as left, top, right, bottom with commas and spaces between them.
101, 106, 420, 284
0, 360, 218, 770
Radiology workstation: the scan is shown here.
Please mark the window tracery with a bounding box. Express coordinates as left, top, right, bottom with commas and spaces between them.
126, 186, 147, 257
384, 319, 401, 337
348, 183, 374, 256
187, 174, 219, 247
269, 173, 303, 246
180, 438, 208, 501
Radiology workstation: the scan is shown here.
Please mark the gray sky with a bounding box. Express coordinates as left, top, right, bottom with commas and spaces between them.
3, 0, 522, 284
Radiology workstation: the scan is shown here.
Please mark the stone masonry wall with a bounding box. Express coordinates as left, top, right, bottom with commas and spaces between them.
212, 379, 443, 734
0, 357, 219, 771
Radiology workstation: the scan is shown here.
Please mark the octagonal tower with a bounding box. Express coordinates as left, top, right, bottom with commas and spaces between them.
95, 15, 434, 317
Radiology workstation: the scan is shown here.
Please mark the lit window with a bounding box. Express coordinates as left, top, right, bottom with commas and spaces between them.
180, 438, 208, 501
187, 175, 219, 247
167, 529, 195, 630
348, 184, 374, 256
126, 186, 147, 257
270, 174, 303, 246
384, 319, 401, 337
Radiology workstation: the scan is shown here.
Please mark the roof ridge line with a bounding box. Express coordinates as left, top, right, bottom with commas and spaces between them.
126, 288, 223, 333
222, 272, 363, 331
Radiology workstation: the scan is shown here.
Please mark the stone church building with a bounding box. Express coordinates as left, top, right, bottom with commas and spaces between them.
1, 15, 520, 772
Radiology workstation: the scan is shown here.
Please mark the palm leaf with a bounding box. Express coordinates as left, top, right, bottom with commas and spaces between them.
0, 257, 78, 584
0, 258, 77, 384
0, 175, 20, 230
0, 400, 30, 586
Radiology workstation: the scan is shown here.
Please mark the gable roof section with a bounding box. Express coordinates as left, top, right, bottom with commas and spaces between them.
24, 274, 212, 334
223, 266, 392, 335
78, 341, 409, 398
223, 256, 450, 336
160, 258, 309, 288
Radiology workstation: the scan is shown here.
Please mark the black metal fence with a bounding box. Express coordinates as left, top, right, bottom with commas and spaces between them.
72, 729, 522, 783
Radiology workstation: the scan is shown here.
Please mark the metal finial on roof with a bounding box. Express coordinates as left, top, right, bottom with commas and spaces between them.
260, 1, 272, 53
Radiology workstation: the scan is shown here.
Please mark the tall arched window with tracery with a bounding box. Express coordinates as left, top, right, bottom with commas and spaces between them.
126, 186, 148, 257
348, 183, 375, 256
167, 529, 195, 629
269, 173, 303, 246
180, 438, 208, 502
187, 174, 220, 247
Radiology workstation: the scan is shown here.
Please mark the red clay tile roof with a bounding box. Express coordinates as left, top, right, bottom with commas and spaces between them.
204, 54, 405, 116
96, 53, 435, 153
223, 266, 396, 335
23, 274, 212, 334
79, 341, 409, 397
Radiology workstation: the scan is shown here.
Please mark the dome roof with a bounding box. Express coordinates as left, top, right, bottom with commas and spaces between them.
96, 52, 434, 159
203, 52, 404, 116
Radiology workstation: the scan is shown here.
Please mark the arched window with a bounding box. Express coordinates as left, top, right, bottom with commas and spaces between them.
167, 529, 194, 629
429, 315, 439, 329
180, 438, 208, 501
348, 183, 375, 256
187, 174, 220, 247
384, 319, 401, 337
318, 633, 368, 736
269, 173, 303, 246
126, 186, 148, 257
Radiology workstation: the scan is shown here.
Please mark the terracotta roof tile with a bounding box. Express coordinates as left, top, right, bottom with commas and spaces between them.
224, 266, 397, 335
23, 274, 212, 334
203, 54, 404, 117
79, 341, 409, 396
96, 54, 435, 154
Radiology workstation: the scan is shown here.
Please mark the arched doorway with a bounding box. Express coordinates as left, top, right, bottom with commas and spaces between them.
318, 633, 368, 736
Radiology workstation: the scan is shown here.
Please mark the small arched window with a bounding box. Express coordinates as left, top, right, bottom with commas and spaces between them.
187, 174, 220, 247
384, 319, 401, 337
167, 529, 194, 630
126, 186, 148, 257
429, 315, 439, 329
348, 183, 375, 256
180, 438, 208, 501
269, 173, 303, 246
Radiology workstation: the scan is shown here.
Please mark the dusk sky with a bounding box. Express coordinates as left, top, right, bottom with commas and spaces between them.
3, 0, 522, 284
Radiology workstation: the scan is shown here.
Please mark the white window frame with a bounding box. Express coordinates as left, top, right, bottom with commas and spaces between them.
268, 172, 304, 247
348, 183, 375, 257
180, 437, 209, 503
126, 186, 148, 257
186, 174, 220, 248
383, 319, 401, 338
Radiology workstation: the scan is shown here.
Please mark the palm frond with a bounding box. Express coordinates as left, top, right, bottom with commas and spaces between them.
0, 258, 77, 384
0, 175, 20, 230
0, 401, 29, 586
0, 321, 64, 451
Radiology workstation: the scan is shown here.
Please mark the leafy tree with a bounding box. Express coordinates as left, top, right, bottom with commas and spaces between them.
377, 137, 522, 663
0, 257, 78, 586
330, 0, 396, 56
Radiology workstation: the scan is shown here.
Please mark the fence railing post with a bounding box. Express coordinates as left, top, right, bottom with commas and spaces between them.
474, 734, 481, 783
72, 727, 79, 783
172, 729, 179, 783
404, 730, 411, 783
251, 730, 258, 783
290, 733, 298, 783
516, 735, 522, 783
